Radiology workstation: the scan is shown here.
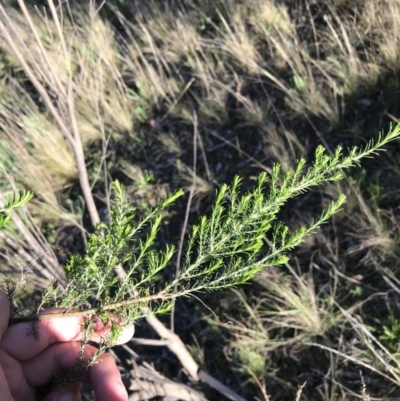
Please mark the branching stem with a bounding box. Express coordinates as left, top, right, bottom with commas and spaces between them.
8, 293, 163, 325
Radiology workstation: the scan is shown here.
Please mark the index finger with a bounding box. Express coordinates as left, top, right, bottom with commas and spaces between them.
0, 290, 10, 340
0, 309, 134, 360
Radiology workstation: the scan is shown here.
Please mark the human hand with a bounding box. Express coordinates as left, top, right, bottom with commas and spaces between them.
0, 290, 134, 401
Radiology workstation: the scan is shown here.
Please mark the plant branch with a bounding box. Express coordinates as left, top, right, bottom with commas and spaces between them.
16, 0, 66, 99
8, 292, 167, 326
0, 3, 100, 227
170, 111, 198, 332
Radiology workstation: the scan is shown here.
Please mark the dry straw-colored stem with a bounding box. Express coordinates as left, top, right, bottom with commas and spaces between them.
170, 112, 198, 332
0, 2, 100, 227
113, 266, 248, 401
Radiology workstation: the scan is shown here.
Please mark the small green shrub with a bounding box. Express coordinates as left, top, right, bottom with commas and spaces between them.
6, 123, 400, 389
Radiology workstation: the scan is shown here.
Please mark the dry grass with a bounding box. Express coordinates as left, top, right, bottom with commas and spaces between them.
175, 160, 214, 203
0, 4, 125, 220
219, 265, 342, 355
115, 0, 400, 132
0, 79, 76, 214
257, 267, 341, 338
2, 0, 398, 203
363, 0, 400, 72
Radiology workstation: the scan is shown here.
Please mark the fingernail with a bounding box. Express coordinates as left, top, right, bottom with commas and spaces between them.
115, 324, 135, 345
59, 392, 75, 401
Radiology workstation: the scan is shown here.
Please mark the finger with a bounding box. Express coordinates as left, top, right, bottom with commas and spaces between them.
0, 365, 15, 401
44, 380, 82, 401
73, 391, 82, 401
0, 290, 10, 340
114, 324, 134, 345
89, 353, 127, 401
0, 349, 32, 401
89, 318, 134, 345
0, 310, 134, 360
0, 291, 14, 401
73, 389, 82, 401
22, 342, 127, 401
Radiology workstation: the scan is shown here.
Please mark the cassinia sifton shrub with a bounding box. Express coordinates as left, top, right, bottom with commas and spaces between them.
4, 123, 400, 385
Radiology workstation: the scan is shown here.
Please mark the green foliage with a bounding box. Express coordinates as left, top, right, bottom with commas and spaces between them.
0, 190, 33, 229
293, 74, 306, 92
58, 178, 184, 323
36, 122, 400, 345
235, 342, 266, 376
0, 190, 33, 305
378, 315, 400, 355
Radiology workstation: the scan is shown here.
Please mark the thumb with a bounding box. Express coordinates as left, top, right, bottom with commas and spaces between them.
0, 290, 14, 401
45, 381, 82, 401
0, 290, 10, 341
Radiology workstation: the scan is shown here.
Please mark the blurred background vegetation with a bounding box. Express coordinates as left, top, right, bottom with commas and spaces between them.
1, 0, 400, 399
